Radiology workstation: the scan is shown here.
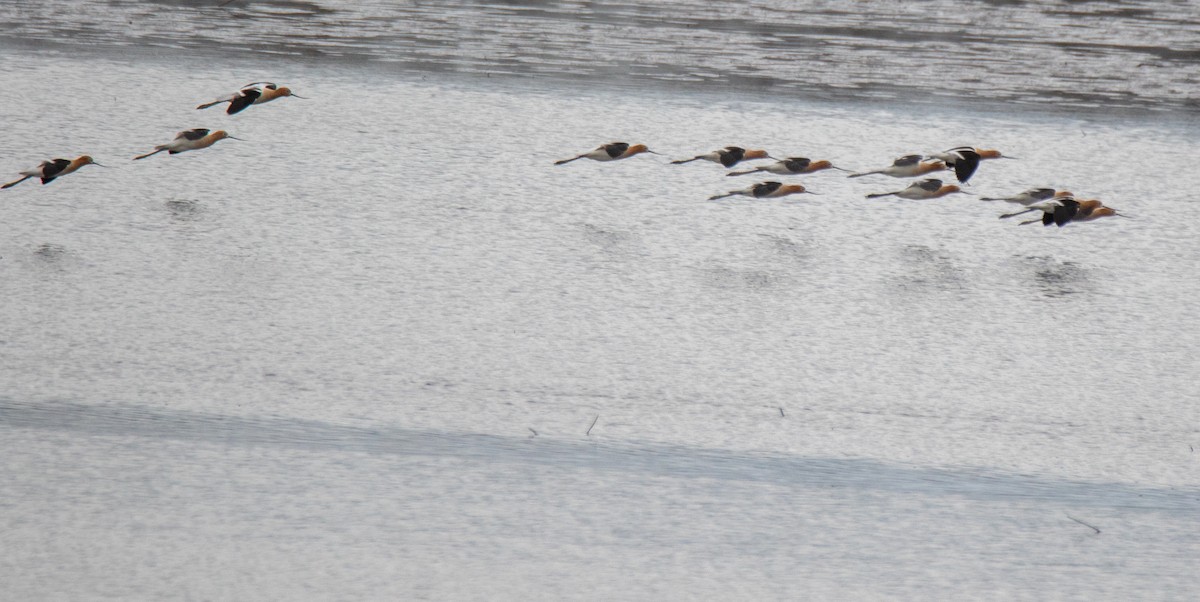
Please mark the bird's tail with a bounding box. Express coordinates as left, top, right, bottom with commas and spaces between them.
1, 175, 33, 189
726, 168, 758, 177
671, 157, 700, 165
554, 155, 584, 166
847, 170, 880, 178
865, 192, 895, 199
133, 147, 167, 161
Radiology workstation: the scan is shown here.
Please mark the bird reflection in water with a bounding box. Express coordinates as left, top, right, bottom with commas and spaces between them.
1026, 256, 1092, 299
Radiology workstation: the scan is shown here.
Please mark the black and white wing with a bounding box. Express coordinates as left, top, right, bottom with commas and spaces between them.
177, 128, 211, 141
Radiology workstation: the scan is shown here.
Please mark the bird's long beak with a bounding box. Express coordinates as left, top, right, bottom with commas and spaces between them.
830, 165, 850, 172
804, 190, 820, 195
959, 190, 977, 195
1000, 155, 1018, 160
227, 136, 246, 141
291, 94, 308, 99
92, 162, 109, 168
646, 149, 664, 156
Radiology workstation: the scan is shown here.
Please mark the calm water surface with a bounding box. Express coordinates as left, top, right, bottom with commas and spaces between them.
2, 1, 1199, 600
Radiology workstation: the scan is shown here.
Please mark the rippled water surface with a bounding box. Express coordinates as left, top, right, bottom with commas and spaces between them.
2, 1, 1200, 600
2, 0, 1200, 113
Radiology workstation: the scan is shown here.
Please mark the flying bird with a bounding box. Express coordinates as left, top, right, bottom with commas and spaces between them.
197, 82, 305, 115
554, 142, 659, 165
133, 129, 241, 160
848, 154, 947, 178
2, 155, 105, 189
980, 188, 1071, 206
1015, 198, 1129, 225
928, 146, 1014, 183
727, 156, 846, 176
708, 181, 811, 200
999, 196, 1080, 227
671, 146, 772, 168
865, 178, 966, 200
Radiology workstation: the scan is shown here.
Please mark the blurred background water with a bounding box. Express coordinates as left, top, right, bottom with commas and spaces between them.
1, 1, 1199, 600
2, 0, 1200, 114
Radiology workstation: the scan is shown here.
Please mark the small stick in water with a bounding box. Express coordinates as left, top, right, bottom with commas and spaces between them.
528, 427, 538, 437
586, 415, 599, 436
779, 407, 785, 417
1066, 515, 1101, 534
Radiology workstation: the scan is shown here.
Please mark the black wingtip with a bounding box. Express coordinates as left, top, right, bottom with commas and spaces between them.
953, 151, 981, 183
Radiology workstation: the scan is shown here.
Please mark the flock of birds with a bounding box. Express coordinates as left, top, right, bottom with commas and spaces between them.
2, 82, 301, 188
4, 81, 1127, 229
554, 142, 1129, 227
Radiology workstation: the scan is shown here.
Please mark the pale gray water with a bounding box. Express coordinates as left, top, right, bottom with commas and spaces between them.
2, 1, 1200, 600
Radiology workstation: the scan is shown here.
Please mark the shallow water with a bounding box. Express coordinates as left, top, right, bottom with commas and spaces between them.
2, 1, 1200, 600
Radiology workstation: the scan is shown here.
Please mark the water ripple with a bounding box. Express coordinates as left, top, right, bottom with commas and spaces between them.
0, 0, 1197, 114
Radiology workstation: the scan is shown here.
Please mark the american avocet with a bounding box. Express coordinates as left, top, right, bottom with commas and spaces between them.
999, 196, 1080, 227
671, 146, 772, 168
848, 154, 947, 178
554, 142, 659, 165
727, 157, 847, 177
928, 147, 1015, 184
133, 129, 241, 160
866, 178, 966, 200
708, 181, 811, 200
197, 82, 305, 115
2, 155, 105, 189
980, 188, 1072, 206
1016, 198, 1128, 225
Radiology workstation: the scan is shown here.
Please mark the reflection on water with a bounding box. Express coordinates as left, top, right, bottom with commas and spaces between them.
892, 243, 966, 294
698, 265, 787, 291
0, 0, 1197, 114
32, 242, 68, 262
1023, 255, 1094, 299
164, 198, 204, 222
579, 222, 640, 255
758, 233, 814, 265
